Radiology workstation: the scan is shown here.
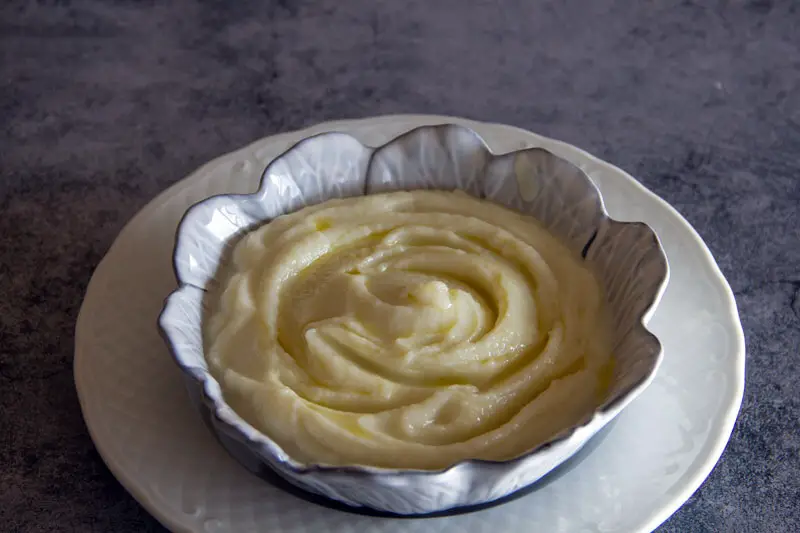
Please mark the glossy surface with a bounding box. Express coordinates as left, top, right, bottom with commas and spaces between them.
75, 116, 744, 532
205, 191, 615, 469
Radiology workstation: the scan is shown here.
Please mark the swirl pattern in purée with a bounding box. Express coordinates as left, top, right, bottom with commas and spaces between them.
205, 190, 613, 469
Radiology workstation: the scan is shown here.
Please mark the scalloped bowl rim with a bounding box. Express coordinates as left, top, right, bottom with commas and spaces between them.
158, 123, 670, 478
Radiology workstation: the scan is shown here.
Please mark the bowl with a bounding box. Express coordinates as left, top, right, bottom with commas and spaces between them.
158, 123, 669, 515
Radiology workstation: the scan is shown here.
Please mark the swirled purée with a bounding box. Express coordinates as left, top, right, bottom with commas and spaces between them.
205, 191, 613, 469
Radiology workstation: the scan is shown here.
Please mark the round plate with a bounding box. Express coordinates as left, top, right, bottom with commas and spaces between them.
74, 115, 745, 533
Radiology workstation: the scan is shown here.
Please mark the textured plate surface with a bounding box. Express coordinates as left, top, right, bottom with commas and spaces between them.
74, 115, 745, 533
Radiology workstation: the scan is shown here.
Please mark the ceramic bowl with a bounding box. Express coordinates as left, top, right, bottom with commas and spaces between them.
158, 124, 669, 515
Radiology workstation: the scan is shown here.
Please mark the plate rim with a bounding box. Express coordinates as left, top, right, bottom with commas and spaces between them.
74, 114, 746, 533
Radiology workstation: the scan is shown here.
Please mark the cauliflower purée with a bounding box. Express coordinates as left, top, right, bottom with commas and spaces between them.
205, 190, 613, 470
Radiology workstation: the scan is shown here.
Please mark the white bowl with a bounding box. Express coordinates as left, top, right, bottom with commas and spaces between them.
158, 124, 669, 515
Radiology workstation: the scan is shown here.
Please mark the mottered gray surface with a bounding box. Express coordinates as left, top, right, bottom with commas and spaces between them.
1, 1, 798, 532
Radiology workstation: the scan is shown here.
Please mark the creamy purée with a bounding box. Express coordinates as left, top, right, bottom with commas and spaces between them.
205, 191, 613, 469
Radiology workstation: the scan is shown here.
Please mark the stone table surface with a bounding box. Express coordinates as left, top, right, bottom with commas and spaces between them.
1, 1, 798, 532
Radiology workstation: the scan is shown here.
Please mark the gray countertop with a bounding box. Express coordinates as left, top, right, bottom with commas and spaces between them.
1, 1, 798, 531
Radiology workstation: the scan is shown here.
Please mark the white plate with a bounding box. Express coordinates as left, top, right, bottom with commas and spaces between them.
74, 115, 745, 533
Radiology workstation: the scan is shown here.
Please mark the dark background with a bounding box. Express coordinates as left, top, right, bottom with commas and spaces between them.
1, 1, 798, 531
